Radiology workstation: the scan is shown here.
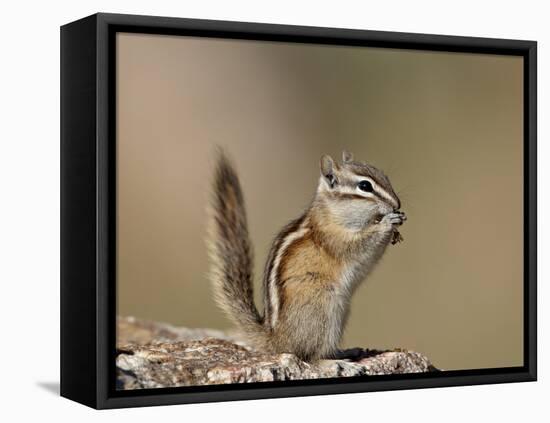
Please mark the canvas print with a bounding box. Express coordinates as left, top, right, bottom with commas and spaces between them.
115, 33, 524, 390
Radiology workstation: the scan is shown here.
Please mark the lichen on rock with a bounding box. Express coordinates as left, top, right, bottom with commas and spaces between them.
116, 316, 437, 390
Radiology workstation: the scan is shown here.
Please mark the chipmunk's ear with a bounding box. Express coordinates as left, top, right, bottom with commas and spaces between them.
320, 155, 337, 188
342, 150, 354, 164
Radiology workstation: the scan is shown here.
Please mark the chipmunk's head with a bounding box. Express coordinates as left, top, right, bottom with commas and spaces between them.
317, 150, 402, 231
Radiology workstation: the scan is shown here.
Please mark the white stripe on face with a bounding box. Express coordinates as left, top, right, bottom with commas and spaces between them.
348, 174, 398, 208
317, 172, 399, 209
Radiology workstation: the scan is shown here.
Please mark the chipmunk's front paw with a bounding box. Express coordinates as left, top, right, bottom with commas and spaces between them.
383, 211, 407, 226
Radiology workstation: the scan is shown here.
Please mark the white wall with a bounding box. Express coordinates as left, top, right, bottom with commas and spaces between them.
1, 0, 546, 421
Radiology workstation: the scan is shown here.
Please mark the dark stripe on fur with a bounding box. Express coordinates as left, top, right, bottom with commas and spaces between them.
262, 214, 306, 328
333, 192, 375, 201
274, 228, 311, 312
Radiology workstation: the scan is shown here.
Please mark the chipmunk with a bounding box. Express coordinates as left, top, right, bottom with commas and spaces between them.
207, 150, 405, 362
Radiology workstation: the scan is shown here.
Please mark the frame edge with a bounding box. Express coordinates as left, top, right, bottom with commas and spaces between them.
60, 13, 99, 409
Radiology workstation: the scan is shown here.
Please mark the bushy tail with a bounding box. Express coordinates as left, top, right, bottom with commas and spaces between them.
207, 151, 266, 346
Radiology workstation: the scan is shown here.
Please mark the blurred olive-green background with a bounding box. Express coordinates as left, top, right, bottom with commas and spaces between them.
116, 33, 523, 371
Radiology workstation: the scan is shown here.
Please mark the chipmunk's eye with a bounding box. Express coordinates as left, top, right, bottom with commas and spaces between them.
358, 180, 373, 193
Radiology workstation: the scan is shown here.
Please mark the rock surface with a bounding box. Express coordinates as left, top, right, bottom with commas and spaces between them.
117, 316, 437, 390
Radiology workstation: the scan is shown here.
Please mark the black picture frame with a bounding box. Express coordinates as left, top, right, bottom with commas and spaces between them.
60, 12, 537, 409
